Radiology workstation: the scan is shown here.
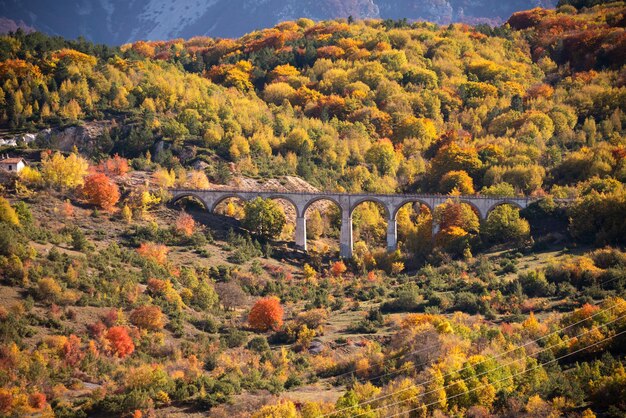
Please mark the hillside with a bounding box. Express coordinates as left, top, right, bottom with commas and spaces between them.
0, 2, 626, 417
0, 0, 556, 42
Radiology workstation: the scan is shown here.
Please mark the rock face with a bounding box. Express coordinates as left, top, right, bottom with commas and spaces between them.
1, 0, 555, 43
30, 121, 115, 154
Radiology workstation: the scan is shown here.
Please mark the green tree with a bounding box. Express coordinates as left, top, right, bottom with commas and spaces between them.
242, 197, 286, 239
482, 204, 530, 245
365, 138, 398, 176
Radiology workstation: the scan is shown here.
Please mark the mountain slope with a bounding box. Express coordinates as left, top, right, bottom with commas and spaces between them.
1, 0, 554, 43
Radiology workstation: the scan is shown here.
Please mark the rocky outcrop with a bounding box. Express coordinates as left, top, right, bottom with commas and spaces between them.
34, 121, 115, 154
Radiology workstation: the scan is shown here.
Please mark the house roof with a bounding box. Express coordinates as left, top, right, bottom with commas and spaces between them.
0, 158, 25, 164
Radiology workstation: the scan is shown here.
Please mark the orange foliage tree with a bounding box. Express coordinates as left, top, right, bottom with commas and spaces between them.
175, 212, 196, 237
129, 306, 165, 331
331, 261, 348, 278
106, 326, 135, 358
248, 296, 284, 332
82, 173, 120, 211
137, 243, 168, 265
97, 154, 129, 177
62, 334, 85, 366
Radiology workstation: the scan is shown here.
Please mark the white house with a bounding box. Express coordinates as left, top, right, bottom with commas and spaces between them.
0, 155, 26, 173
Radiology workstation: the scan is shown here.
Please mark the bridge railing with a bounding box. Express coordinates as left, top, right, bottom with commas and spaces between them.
168, 188, 545, 201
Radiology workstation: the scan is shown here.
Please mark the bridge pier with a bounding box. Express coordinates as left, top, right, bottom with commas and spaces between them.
340, 212, 353, 258
432, 221, 440, 241
387, 218, 397, 252
295, 216, 307, 251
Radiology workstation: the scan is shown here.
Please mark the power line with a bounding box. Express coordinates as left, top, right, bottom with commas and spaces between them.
354, 313, 626, 418
323, 295, 625, 417
323, 274, 623, 386
382, 327, 626, 418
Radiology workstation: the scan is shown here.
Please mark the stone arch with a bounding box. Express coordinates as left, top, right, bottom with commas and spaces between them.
210, 193, 249, 213
350, 197, 391, 250
458, 199, 485, 220
302, 195, 344, 217
267, 194, 301, 218
349, 197, 391, 219
299, 196, 345, 254
485, 200, 525, 219
170, 193, 210, 210
392, 199, 434, 220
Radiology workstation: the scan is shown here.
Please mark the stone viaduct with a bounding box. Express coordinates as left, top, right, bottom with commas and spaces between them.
170, 189, 539, 258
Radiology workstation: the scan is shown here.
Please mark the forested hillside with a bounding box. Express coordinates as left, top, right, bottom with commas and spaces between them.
0, 2, 625, 417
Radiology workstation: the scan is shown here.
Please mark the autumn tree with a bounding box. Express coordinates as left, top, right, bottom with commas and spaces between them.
439, 170, 475, 195
248, 296, 284, 332
130, 306, 165, 331
331, 260, 348, 278
242, 197, 286, 239
137, 242, 169, 265
0, 197, 19, 226
307, 209, 324, 240
41, 151, 89, 189
175, 212, 195, 237
81, 173, 120, 212
105, 326, 135, 358
365, 138, 398, 176
98, 154, 129, 177
186, 170, 210, 189
435, 200, 480, 255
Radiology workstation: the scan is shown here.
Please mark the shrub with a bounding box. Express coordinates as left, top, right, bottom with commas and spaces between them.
247, 336, 270, 352
221, 327, 248, 348
518, 270, 555, 297
175, 212, 195, 237
191, 282, 219, 310
331, 261, 347, 278
137, 242, 168, 265
37, 277, 62, 303
106, 326, 135, 358
381, 283, 422, 313
130, 306, 165, 331
248, 296, 284, 332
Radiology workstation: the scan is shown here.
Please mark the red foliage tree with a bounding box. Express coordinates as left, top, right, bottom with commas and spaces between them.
0, 391, 12, 413
97, 154, 129, 177
62, 334, 85, 366
82, 173, 120, 212
28, 393, 46, 410
248, 296, 284, 332
105, 326, 135, 358
175, 212, 196, 237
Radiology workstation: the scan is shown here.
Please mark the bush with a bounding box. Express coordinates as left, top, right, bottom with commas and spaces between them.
381, 283, 423, 313
36, 277, 62, 303
129, 305, 165, 331
221, 328, 248, 348
453, 292, 481, 314
247, 336, 270, 352
518, 270, 555, 297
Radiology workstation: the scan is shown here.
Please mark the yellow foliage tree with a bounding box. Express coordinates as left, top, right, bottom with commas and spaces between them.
40, 151, 89, 189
